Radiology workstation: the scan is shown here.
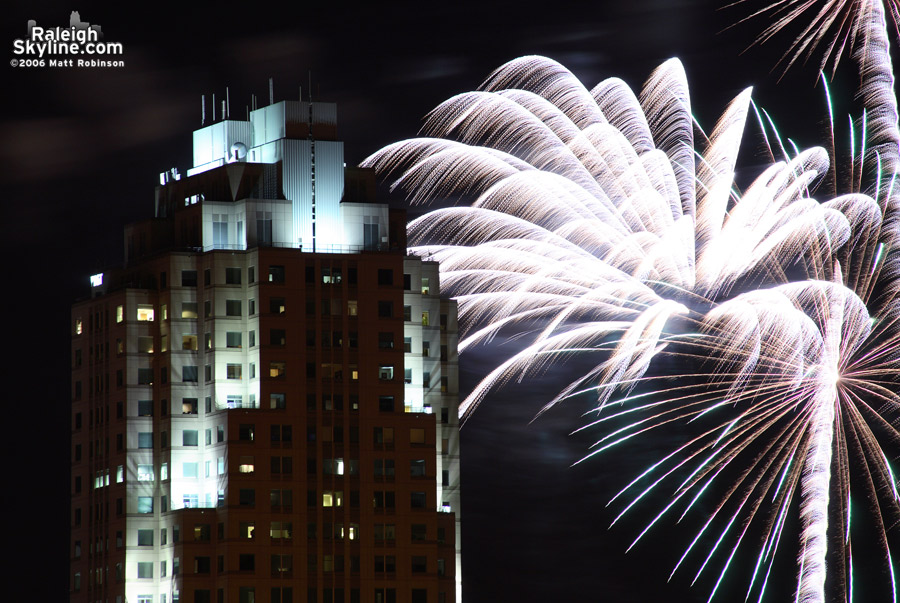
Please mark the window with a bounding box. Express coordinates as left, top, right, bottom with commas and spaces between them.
322, 491, 343, 507
374, 459, 395, 478
227, 394, 244, 408
270, 361, 286, 378
225, 267, 241, 284
374, 427, 394, 445
378, 396, 395, 412
227, 364, 242, 380
195, 557, 211, 574
377, 268, 393, 285
138, 399, 153, 416
137, 562, 153, 579
270, 297, 286, 314
137, 529, 154, 546
116, 305, 124, 322
271, 554, 293, 574
411, 492, 427, 509
239, 522, 256, 538
379, 366, 394, 381
138, 368, 153, 385
137, 305, 154, 321
137, 496, 153, 514
183, 430, 199, 446
269, 265, 285, 282
410, 459, 426, 477
183, 462, 199, 478
138, 432, 153, 449
378, 301, 393, 318
226, 300, 242, 316
224, 331, 243, 348
138, 336, 154, 353
378, 332, 394, 349
183, 365, 198, 382
249, 298, 256, 315
249, 330, 256, 347
348, 300, 358, 316
137, 464, 154, 482
239, 554, 255, 571
181, 270, 197, 287
182, 334, 198, 350
270, 393, 286, 409
181, 302, 198, 319
374, 524, 396, 542
182, 398, 198, 414
374, 556, 396, 573
240, 424, 255, 441
410, 428, 425, 444
412, 557, 427, 573
239, 456, 255, 473
270, 329, 286, 346
404, 337, 412, 353
373, 491, 396, 509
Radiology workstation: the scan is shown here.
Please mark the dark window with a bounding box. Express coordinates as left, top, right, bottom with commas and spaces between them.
377, 269, 393, 285
225, 267, 241, 284
182, 270, 198, 287
378, 332, 394, 349
403, 274, 412, 290
378, 301, 393, 318
239, 489, 255, 506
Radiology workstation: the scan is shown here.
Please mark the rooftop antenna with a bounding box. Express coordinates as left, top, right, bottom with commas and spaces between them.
221, 100, 226, 122
269, 77, 274, 105
212, 93, 216, 121
226, 87, 230, 118
201, 94, 206, 126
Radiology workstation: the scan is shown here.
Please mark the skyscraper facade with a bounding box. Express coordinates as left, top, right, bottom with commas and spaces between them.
70, 95, 461, 603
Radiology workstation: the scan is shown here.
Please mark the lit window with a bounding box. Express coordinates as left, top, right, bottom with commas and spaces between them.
137, 305, 154, 321
239, 522, 255, 538
422, 311, 430, 326
183, 494, 199, 508
410, 428, 425, 444
160, 334, 168, 352
183, 462, 199, 478
239, 456, 255, 473
137, 464, 154, 481
138, 432, 153, 449
270, 297, 286, 314
378, 366, 394, 381
116, 305, 124, 323
182, 398, 197, 414
322, 491, 343, 507
269, 362, 286, 378
268, 265, 285, 283
182, 335, 198, 350
116, 465, 124, 483
270, 393, 286, 409
181, 302, 198, 319
421, 277, 430, 295
347, 300, 358, 316
161, 463, 168, 480
227, 394, 244, 409
227, 364, 242, 380
161, 304, 167, 320
137, 496, 153, 514
270, 521, 293, 539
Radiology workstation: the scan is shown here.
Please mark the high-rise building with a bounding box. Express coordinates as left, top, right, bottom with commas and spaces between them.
69, 93, 461, 603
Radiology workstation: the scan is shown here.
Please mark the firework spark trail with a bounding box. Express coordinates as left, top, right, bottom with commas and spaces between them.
364, 48, 900, 601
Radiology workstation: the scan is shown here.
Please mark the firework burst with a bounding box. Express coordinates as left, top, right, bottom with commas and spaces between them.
363, 26, 900, 602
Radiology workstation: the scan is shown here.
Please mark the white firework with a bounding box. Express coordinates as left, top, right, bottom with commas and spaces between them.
363, 52, 900, 602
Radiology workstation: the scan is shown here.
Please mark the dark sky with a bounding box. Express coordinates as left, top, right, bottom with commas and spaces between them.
2, 1, 863, 601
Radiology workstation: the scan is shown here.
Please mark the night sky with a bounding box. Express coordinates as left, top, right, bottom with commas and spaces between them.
2, 1, 869, 601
